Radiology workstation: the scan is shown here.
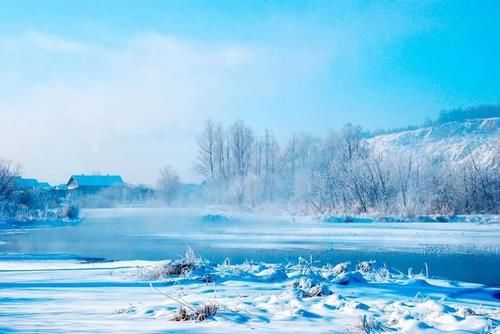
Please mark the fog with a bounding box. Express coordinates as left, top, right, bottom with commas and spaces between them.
1, 207, 498, 285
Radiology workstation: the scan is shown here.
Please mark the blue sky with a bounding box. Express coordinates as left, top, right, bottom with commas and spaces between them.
0, 1, 499, 184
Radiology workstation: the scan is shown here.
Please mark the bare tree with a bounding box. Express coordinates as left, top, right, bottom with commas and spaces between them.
253, 137, 264, 177
189, 119, 498, 215
0, 160, 19, 201
263, 130, 280, 201
195, 120, 216, 181
339, 123, 366, 161
157, 165, 180, 205
213, 123, 227, 180
397, 151, 414, 210
283, 133, 298, 198
461, 148, 499, 213
230, 121, 254, 178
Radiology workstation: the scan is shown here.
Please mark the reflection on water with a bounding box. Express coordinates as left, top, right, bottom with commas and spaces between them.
0, 208, 499, 286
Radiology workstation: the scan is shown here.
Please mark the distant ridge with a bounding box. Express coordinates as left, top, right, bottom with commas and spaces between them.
369, 104, 500, 137
369, 117, 499, 169
437, 104, 500, 124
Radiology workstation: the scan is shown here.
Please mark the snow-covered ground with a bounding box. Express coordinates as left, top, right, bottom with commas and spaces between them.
0, 208, 499, 333
368, 117, 499, 169
0, 256, 498, 333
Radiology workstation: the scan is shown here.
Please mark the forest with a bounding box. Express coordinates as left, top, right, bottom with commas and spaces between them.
192, 116, 499, 215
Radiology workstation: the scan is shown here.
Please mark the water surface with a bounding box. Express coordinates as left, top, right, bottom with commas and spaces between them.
1, 208, 498, 285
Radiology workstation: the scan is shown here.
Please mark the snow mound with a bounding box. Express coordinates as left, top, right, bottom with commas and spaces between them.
201, 214, 231, 223
0, 256, 498, 333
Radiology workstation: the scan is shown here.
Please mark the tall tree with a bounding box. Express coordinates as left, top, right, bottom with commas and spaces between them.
230, 121, 254, 178
213, 123, 227, 180
0, 160, 19, 201
157, 165, 180, 205
195, 120, 216, 181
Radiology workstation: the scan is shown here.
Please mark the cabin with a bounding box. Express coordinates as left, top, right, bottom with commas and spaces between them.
53, 184, 68, 191
49, 184, 69, 198
66, 174, 124, 194
14, 177, 51, 190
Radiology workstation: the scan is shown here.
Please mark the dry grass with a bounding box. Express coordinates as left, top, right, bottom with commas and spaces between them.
163, 261, 196, 276
356, 261, 376, 273
292, 276, 332, 298
171, 303, 219, 322
303, 283, 331, 298
360, 315, 392, 333
137, 247, 203, 280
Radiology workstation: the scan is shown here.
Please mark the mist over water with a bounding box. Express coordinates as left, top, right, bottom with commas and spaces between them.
0, 208, 498, 286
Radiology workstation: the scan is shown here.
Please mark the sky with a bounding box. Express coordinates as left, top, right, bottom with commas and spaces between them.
0, 0, 499, 185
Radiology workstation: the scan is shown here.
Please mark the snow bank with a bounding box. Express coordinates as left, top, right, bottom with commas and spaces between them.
0, 255, 497, 333
323, 214, 500, 224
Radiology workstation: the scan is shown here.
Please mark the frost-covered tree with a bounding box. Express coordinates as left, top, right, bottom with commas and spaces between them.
339, 123, 366, 161
195, 120, 217, 181
213, 123, 228, 180
0, 160, 19, 202
192, 119, 498, 215
157, 165, 180, 205
230, 121, 254, 179
266, 131, 281, 200
460, 150, 499, 213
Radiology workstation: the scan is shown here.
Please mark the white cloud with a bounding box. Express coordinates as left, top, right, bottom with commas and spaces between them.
26, 30, 94, 53
0, 30, 95, 53
0, 31, 326, 184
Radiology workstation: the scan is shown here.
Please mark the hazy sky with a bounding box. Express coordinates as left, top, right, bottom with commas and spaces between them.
1, 1, 499, 184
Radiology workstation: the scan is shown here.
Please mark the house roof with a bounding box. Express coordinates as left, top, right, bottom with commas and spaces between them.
37, 182, 51, 189
14, 177, 52, 190
67, 175, 124, 188
14, 177, 39, 189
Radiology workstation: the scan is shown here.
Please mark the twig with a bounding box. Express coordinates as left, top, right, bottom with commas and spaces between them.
149, 282, 196, 312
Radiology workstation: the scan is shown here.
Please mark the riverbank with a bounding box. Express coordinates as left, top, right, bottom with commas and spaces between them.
0, 255, 498, 333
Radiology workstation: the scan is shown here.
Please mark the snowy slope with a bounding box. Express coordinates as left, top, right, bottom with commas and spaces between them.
368, 118, 499, 168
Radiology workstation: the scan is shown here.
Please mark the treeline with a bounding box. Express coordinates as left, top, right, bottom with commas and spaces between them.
370, 104, 500, 137
437, 104, 500, 124
0, 160, 78, 221
194, 120, 499, 215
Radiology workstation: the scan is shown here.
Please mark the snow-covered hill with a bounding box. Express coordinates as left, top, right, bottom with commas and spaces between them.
369, 118, 499, 168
